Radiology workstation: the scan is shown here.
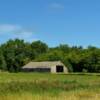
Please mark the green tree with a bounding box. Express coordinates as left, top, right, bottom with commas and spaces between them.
31, 41, 48, 57
0, 49, 7, 70
82, 49, 100, 72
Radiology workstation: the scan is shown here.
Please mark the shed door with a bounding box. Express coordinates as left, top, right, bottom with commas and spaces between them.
56, 65, 64, 72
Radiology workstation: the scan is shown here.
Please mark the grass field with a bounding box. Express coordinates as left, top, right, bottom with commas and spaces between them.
0, 73, 100, 100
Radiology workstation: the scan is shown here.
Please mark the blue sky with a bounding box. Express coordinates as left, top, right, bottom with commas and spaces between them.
0, 0, 100, 47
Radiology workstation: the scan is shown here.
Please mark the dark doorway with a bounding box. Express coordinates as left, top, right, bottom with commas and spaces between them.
56, 65, 64, 72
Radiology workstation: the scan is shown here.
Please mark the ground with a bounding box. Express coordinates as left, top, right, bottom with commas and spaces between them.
0, 72, 100, 100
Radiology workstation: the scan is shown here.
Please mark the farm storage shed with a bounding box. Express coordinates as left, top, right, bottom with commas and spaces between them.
22, 61, 68, 73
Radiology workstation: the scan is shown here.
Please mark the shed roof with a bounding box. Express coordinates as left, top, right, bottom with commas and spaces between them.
22, 61, 65, 68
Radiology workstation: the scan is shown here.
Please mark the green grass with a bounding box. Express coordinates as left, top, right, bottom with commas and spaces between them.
0, 72, 100, 100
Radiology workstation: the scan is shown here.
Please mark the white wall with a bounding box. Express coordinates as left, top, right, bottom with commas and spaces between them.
51, 66, 56, 73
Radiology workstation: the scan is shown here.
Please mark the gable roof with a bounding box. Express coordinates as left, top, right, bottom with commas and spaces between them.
22, 61, 65, 68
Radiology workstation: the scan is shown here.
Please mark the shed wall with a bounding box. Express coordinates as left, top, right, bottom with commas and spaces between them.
51, 66, 56, 73
64, 66, 68, 73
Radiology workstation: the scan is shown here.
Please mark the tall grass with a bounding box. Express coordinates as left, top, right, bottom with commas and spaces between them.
0, 90, 100, 100
0, 73, 100, 100
0, 79, 100, 94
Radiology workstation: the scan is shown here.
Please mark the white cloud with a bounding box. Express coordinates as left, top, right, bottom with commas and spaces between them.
0, 24, 21, 33
50, 3, 64, 9
0, 24, 37, 42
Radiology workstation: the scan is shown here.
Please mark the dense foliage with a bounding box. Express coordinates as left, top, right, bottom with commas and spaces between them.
0, 39, 100, 72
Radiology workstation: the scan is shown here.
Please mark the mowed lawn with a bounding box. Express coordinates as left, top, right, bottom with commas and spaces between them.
0, 73, 100, 100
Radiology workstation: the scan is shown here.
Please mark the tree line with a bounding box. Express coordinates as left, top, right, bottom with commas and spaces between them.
0, 39, 100, 73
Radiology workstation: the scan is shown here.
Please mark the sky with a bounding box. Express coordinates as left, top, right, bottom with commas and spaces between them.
0, 0, 100, 47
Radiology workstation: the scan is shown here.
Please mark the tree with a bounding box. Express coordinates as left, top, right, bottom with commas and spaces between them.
0, 38, 100, 73
1, 39, 33, 72
0, 49, 7, 70
58, 44, 70, 53
82, 49, 100, 72
31, 41, 48, 56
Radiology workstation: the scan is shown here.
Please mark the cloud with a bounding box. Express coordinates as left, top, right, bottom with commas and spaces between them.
0, 24, 37, 42
0, 24, 21, 33
50, 3, 64, 9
